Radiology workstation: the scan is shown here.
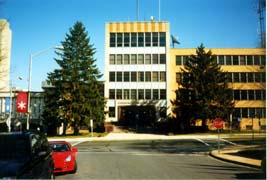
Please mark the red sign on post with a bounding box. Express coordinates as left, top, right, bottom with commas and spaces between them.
213, 118, 224, 129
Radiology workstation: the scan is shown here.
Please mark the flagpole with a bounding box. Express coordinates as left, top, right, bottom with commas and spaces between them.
26, 54, 32, 130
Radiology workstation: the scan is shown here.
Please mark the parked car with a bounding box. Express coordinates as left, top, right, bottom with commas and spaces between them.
0, 131, 54, 179
49, 141, 78, 174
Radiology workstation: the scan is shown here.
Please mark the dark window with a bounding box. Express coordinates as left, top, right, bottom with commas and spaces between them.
145, 89, 151, 99
176, 73, 182, 83
109, 72, 115, 82
124, 54, 130, 64
176, 56, 182, 65
218, 55, 224, 65
117, 33, 122, 47
110, 33, 116, 47
117, 72, 122, 82
247, 73, 254, 82
138, 89, 144, 99
131, 33, 137, 47
145, 72, 151, 82
153, 89, 159, 99
226, 73, 232, 82
152, 32, 158, 46
152, 54, 158, 64
159, 32, 166, 46
248, 90, 255, 100
242, 108, 248, 118
255, 90, 262, 100
116, 89, 122, 99
109, 89, 115, 99
131, 89, 137, 99
109, 107, 115, 117
262, 72, 266, 82
124, 72, 130, 82
254, 56, 260, 65
226, 55, 232, 65
160, 89, 166, 99
160, 71, 166, 82
152, 71, 158, 81
138, 33, 144, 47
261, 55, 266, 65
240, 73, 247, 83
145, 33, 151, 46
138, 72, 144, 82
234, 90, 240, 100
233, 55, 239, 65
233, 73, 240, 82
247, 55, 253, 65
241, 90, 247, 100
124, 33, 130, 47
123, 89, 130, 99
240, 56, 246, 65
160, 54, 166, 64
183, 56, 189, 65
131, 72, 137, 82
255, 73, 261, 82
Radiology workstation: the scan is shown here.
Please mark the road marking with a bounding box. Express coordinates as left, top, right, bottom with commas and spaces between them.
72, 140, 88, 146
194, 137, 210, 146
221, 138, 237, 145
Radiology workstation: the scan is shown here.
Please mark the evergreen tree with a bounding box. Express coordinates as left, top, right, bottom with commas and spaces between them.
171, 44, 233, 132
44, 21, 105, 135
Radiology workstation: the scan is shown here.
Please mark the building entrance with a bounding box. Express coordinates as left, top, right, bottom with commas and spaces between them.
118, 106, 156, 127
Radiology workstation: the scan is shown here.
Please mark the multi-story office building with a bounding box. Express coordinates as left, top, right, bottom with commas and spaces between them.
105, 21, 266, 130
170, 48, 266, 130
104, 21, 171, 126
0, 19, 12, 91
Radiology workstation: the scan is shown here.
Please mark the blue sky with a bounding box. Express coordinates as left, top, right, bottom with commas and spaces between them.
1, 0, 264, 91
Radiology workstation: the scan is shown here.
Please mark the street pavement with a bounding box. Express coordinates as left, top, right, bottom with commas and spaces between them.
48, 132, 266, 170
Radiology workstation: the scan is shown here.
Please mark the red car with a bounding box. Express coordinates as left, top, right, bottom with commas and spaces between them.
49, 141, 78, 174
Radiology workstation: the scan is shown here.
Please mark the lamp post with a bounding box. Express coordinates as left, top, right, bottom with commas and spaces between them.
26, 46, 62, 130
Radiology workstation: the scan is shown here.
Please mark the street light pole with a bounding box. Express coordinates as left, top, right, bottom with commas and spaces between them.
26, 46, 63, 130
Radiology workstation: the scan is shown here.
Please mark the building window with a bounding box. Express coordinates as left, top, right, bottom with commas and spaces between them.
138, 72, 144, 82
255, 90, 262, 100
131, 54, 137, 64
145, 72, 151, 82
145, 89, 151, 99
261, 72, 266, 82
233, 73, 239, 82
255, 73, 261, 82
145, 54, 151, 64
123, 89, 130, 99
240, 55, 246, 65
159, 32, 166, 46
124, 54, 130, 64
254, 55, 260, 65
248, 90, 255, 100
138, 54, 144, 64
242, 108, 248, 118
260, 55, 266, 65
247, 73, 254, 82
233, 90, 240, 100
176, 56, 182, 65
145, 32, 151, 47
241, 90, 247, 100
152, 71, 159, 81
233, 55, 239, 65
183, 56, 189, 65
117, 54, 123, 64
153, 89, 159, 99
160, 54, 166, 64
160, 71, 166, 82
152, 32, 158, 46
109, 89, 115, 99
160, 89, 166, 99
117, 72, 122, 82
218, 55, 224, 65
109, 107, 115, 117
110, 33, 116, 47
124, 72, 130, 82
109, 54, 115, 64
131, 72, 137, 82
226, 55, 232, 65
131, 89, 137, 99
240, 73, 246, 83
138, 89, 144, 99
176, 73, 182, 83
124, 33, 130, 47
109, 72, 115, 82
152, 54, 158, 64
117, 33, 123, 47
247, 55, 253, 65
131, 33, 137, 47
138, 33, 144, 47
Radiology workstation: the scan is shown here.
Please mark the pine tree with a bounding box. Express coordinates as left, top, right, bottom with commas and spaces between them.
44, 21, 105, 135
171, 44, 233, 132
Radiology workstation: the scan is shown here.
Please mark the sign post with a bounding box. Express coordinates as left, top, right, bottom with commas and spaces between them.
90, 119, 93, 137
213, 118, 224, 153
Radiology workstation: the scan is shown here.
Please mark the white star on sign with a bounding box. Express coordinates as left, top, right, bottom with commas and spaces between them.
17, 101, 26, 110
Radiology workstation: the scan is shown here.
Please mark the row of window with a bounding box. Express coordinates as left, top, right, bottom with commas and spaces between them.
110, 71, 166, 82
109, 89, 166, 100
176, 55, 266, 66
176, 72, 266, 83
110, 32, 166, 47
233, 108, 266, 118
109, 54, 166, 65
233, 90, 265, 100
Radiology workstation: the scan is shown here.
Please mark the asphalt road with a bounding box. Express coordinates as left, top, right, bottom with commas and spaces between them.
56, 138, 265, 179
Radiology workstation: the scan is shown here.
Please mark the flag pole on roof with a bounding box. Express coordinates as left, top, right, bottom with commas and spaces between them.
171, 35, 180, 48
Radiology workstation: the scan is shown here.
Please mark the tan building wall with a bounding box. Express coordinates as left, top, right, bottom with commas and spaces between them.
0, 19, 12, 91
169, 48, 266, 131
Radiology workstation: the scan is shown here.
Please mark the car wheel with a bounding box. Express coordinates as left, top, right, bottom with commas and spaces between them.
71, 160, 77, 174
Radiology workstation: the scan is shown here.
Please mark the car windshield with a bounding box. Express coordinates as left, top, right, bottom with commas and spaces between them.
50, 143, 70, 152
0, 135, 30, 161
